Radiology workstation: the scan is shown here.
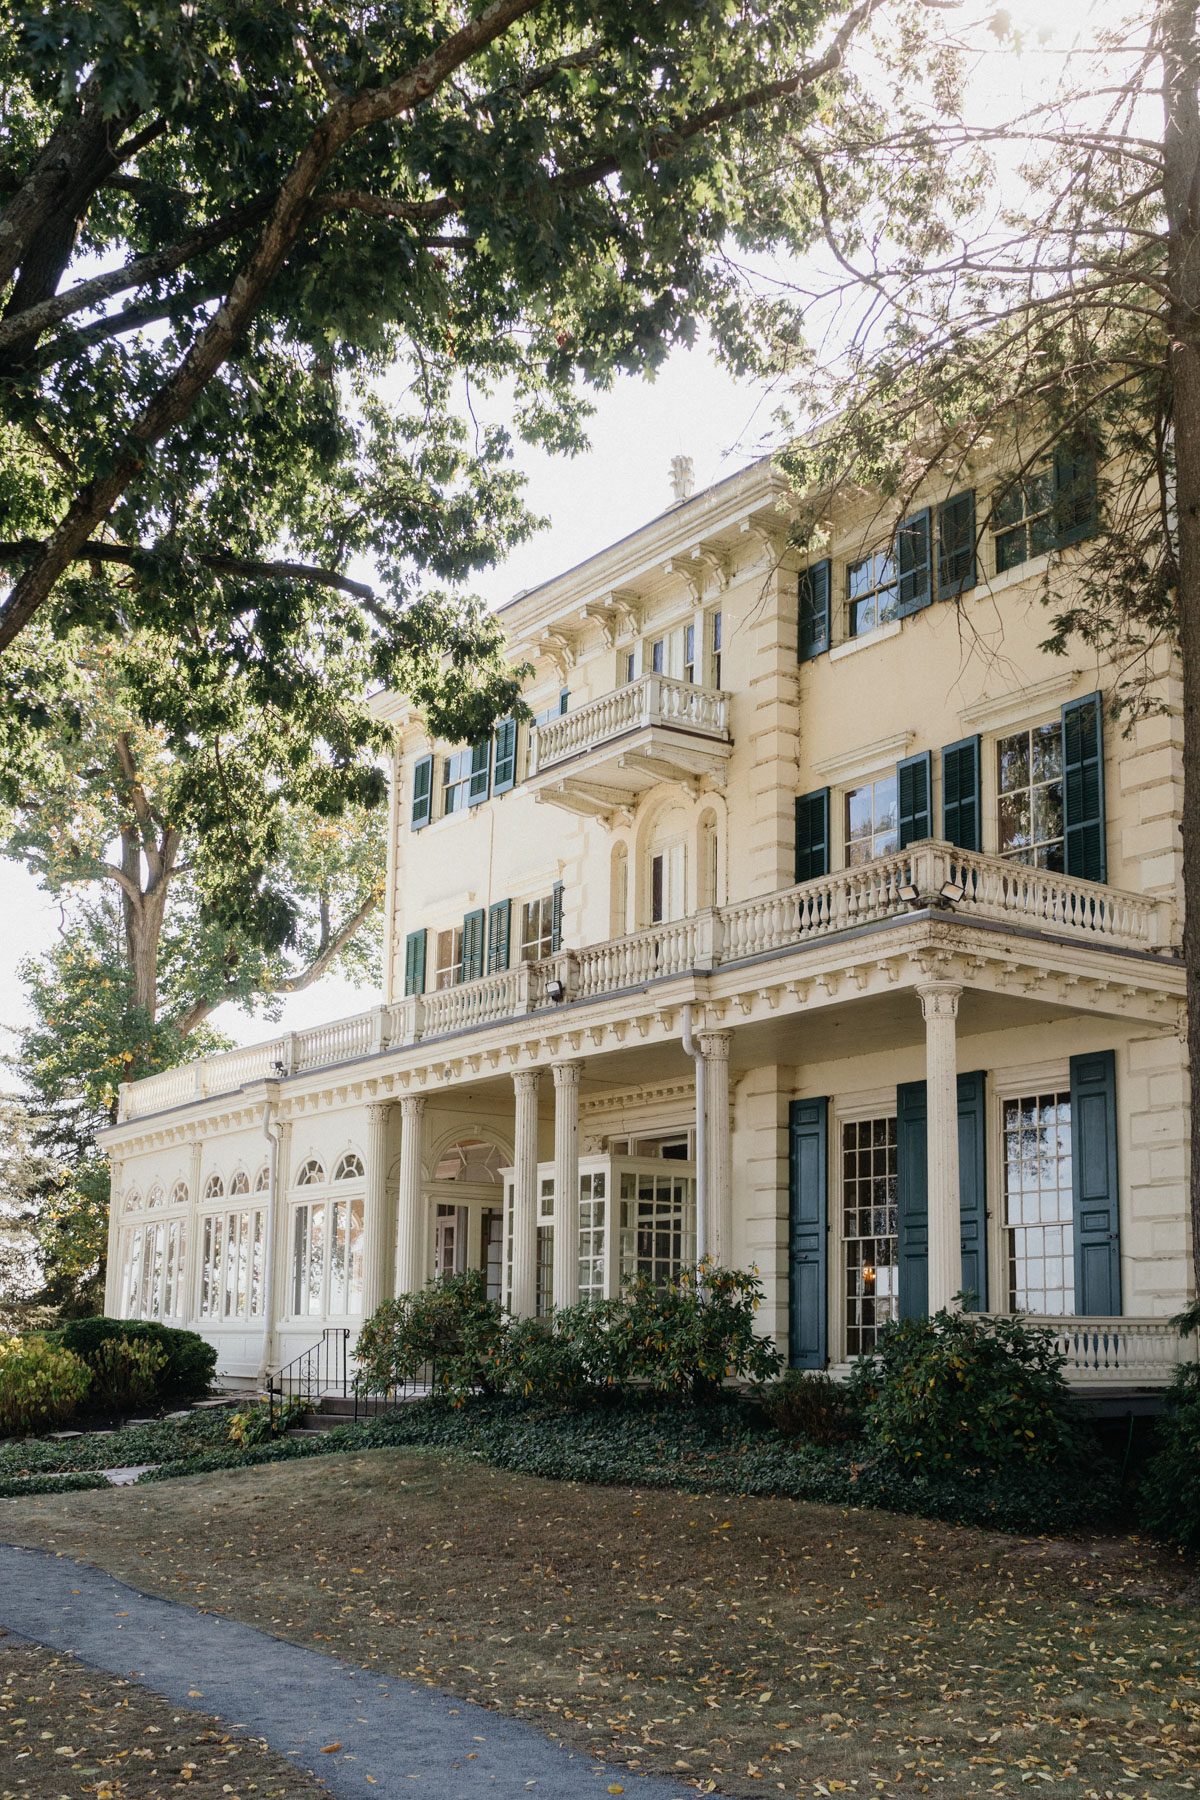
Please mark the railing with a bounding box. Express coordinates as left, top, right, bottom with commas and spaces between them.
529, 672, 729, 773
266, 1327, 351, 1427
1029, 1315, 1199, 1385
118, 840, 1178, 1120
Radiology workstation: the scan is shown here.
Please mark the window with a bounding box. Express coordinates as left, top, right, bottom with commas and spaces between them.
624, 650, 637, 685
842, 1116, 898, 1356
442, 748, 473, 815
405, 928, 427, 995
435, 925, 463, 988
291, 1197, 364, 1317
847, 549, 898, 636
493, 719, 518, 794
521, 894, 556, 962
650, 637, 665, 674
997, 723, 1064, 870
203, 1174, 224, 1201
992, 449, 1096, 572
650, 842, 686, 923
436, 1203, 464, 1277
296, 1158, 325, 1186
200, 1207, 265, 1321
124, 1187, 143, 1213
481, 1208, 504, 1303
937, 490, 976, 598
169, 1179, 189, 1207
578, 1171, 607, 1304
845, 774, 898, 866
147, 1183, 165, 1210
411, 754, 433, 829
121, 1219, 186, 1322
683, 622, 696, 684
711, 610, 723, 687
797, 560, 831, 661
620, 1170, 693, 1287
1003, 1092, 1074, 1315
435, 1138, 507, 1182
334, 1152, 364, 1180
533, 691, 569, 726
254, 1166, 269, 1192
487, 899, 511, 973
536, 1222, 554, 1318
230, 1169, 249, 1197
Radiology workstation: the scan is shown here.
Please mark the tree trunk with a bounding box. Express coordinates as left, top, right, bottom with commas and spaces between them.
1162, 0, 1200, 1300
118, 825, 171, 1024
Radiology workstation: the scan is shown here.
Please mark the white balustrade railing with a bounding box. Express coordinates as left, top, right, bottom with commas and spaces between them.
1023, 1316, 1198, 1384
118, 840, 1178, 1117
530, 673, 729, 772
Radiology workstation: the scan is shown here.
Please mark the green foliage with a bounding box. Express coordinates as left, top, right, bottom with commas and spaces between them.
597, 1263, 782, 1403
1138, 1362, 1200, 1548
757, 1368, 860, 1445
0, 1402, 234, 1475
49, 1317, 216, 1401
355, 1271, 505, 1406
227, 1397, 305, 1447
847, 1307, 1079, 1476
0, 1471, 111, 1498
86, 1336, 168, 1413
0, 1336, 91, 1435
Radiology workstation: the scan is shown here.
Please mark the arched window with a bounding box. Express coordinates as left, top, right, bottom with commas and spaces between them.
295, 1158, 326, 1186
124, 1187, 143, 1213
434, 1138, 506, 1183
203, 1174, 225, 1201
230, 1169, 250, 1196
610, 842, 628, 938
146, 1183, 165, 1210
168, 1179, 188, 1208
254, 1165, 269, 1192
333, 1152, 365, 1181
697, 808, 720, 909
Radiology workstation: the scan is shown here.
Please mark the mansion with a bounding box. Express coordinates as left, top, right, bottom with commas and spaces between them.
100, 449, 1195, 1396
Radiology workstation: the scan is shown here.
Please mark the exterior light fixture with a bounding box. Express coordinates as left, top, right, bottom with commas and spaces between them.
271, 1060, 287, 1079
939, 879, 965, 904
546, 978, 566, 1003
897, 880, 921, 905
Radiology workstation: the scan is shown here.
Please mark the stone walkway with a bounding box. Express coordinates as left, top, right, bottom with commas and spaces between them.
0, 1544, 691, 1799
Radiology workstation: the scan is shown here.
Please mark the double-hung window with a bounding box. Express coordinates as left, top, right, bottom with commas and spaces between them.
842, 1116, 898, 1356
442, 749, 473, 815
997, 723, 1064, 870
847, 550, 898, 635
683, 622, 697, 684
845, 774, 899, 866
993, 448, 1097, 572
521, 894, 556, 962
435, 926, 464, 988
711, 610, 723, 686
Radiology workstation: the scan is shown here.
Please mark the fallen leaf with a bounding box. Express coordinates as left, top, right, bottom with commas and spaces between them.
320, 1742, 343, 1753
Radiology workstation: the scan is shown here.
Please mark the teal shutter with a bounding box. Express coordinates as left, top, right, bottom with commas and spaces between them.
794, 788, 830, 884
493, 719, 518, 794
468, 740, 490, 806
403, 929, 427, 996
897, 1080, 929, 1319
898, 751, 932, 847
941, 735, 981, 851
411, 755, 433, 829
797, 560, 831, 661
1070, 1049, 1121, 1315
788, 1098, 828, 1368
937, 490, 976, 598
559, 689, 569, 715
1062, 692, 1106, 882
1054, 443, 1098, 547
899, 1072, 990, 1316
896, 508, 932, 613
550, 881, 564, 952
956, 1071, 988, 1310
461, 908, 485, 981
487, 899, 511, 973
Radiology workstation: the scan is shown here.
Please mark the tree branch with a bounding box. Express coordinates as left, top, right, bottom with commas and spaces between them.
0, 538, 377, 602
274, 888, 382, 995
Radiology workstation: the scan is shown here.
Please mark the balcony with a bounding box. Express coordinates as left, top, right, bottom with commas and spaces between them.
527, 673, 731, 820
116, 841, 1176, 1123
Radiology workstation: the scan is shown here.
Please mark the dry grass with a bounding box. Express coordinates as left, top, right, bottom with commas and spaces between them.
3, 1446, 1199, 1798
0, 1635, 327, 1799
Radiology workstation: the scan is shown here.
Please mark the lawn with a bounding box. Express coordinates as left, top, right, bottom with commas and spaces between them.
2, 1445, 1198, 1799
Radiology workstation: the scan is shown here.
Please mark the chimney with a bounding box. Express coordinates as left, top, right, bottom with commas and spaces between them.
669, 454, 695, 503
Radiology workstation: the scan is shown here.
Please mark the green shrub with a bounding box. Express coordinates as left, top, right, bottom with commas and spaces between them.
847, 1306, 1078, 1476
355, 1271, 505, 1406
227, 1397, 306, 1447
1138, 1361, 1200, 1547
498, 1302, 630, 1402
758, 1369, 860, 1445
0, 1336, 92, 1436
88, 1338, 168, 1413
48, 1318, 215, 1400
612, 1263, 781, 1403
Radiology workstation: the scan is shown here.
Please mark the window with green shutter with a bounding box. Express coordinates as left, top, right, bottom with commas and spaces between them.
941, 736, 981, 851
896, 508, 932, 614
550, 881, 564, 952
794, 789, 830, 884
492, 719, 518, 794
468, 741, 490, 806
797, 560, 831, 661
487, 899, 511, 973
1053, 443, 1098, 546
403, 928, 427, 996
897, 752, 932, 847
461, 908, 485, 981
411, 755, 433, 829
1061, 692, 1106, 883
993, 450, 1097, 571
788, 1098, 828, 1368
1070, 1049, 1121, 1316
937, 490, 976, 599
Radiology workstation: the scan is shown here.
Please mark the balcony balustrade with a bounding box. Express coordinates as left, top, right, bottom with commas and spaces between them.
118, 839, 1176, 1121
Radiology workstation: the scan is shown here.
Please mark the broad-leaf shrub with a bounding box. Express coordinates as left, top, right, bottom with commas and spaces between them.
355, 1271, 504, 1406
0, 1336, 92, 1435
88, 1337, 167, 1412
227, 1397, 306, 1447
48, 1318, 215, 1399
1139, 1360, 1200, 1547
604, 1264, 781, 1403
758, 1369, 860, 1445
848, 1307, 1078, 1475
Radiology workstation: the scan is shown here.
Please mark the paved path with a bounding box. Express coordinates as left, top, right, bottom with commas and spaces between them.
0, 1544, 690, 1800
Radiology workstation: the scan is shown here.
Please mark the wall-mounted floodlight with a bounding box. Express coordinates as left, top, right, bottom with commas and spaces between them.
546, 978, 566, 1003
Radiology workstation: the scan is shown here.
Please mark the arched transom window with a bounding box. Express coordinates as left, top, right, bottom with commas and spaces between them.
295, 1158, 326, 1186
434, 1138, 505, 1183
254, 1165, 269, 1192
203, 1173, 225, 1201
146, 1183, 166, 1210
230, 1169, 250, 1196
334, 1152, 364, 1181
168, 1179, 188, 1208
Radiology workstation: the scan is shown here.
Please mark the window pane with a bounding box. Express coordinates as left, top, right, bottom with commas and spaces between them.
997, 733, 1029, 794
1003, 1092, 1074, 1315
1031, 722, 1062, 782
843, 1116, 898, 1356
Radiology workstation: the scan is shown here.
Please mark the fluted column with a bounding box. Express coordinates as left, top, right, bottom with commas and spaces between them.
510, 1070, 542, 1317
103, 1159, 124, 1316
919, 982, 962, 1315
552, 1061, 581, 1310
700, 1031, 732, 1267
395, 1095, 427, 1295
361, 1101, 393, 1320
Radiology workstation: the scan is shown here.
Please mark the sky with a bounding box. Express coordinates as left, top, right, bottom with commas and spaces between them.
0, 0, 1117, 1055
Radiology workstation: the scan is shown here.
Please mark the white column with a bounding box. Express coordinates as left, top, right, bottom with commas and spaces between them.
395, 1095, 427, 1295
700, 1031, 732, 1267
184, 1139, 206, 1327
361, 1101, 393, 1320
261, 1120, 291, 1376
511, 1069, 542, 1317
919, 982, 963, 1315
552, 1061, 581, 1310
103, 1158, 124, 1316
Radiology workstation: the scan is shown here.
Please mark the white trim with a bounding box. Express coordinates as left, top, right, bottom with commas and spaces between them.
811, 729, 912, 781
959, 670, 1081, 734
828, 618, 903, 662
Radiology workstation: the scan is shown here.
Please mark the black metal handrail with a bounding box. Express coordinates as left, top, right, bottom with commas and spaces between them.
266, 1327, 351, 1428
352, 1360, 432, 1421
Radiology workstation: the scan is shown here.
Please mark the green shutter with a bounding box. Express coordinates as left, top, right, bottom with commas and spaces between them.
550, 880, 564, 952
797, 560, 831, 662
559, 689, 569, 715
897, 508, 932, 613
411, 755, 433, 829
941, 735, 981, 851
897, 1080, 929, 1319
794, 788, 830, 884
493, 719, 518, 794
487, 899, 511, 973
898, 751, 932, 848
1062, 692, 1106, 882
1071, 1049, 1121, 1316
1054, 443, 1098, 547
468, 740, 490, 806
937, 490, 976, 598
899, 1071, 990, 1317
788, 1098, 828, 1369
403, 929, 427, 996
956, 1071, 988, 1310
461, 908, 485, 981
